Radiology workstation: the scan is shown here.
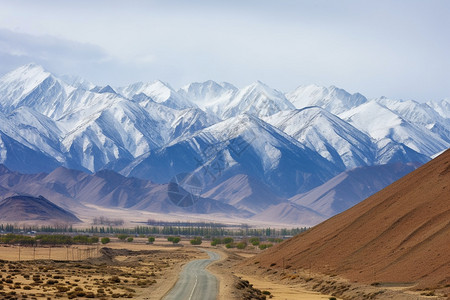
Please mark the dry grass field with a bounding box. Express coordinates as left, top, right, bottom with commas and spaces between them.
0, 245, 101, 261
0, 238, 204, 299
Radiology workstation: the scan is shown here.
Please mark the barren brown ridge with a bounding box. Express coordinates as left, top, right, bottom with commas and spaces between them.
248, 149, 450, 290
0, 195, 81, 223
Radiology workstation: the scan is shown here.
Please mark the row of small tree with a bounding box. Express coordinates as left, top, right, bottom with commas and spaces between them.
1, 233, 281, 249
0, 234, 99, 246
210, 236, 276, 250
0, 223, 309, 237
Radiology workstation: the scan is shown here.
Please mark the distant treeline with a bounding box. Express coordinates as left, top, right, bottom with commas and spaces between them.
92, 216, 124, 226
0, 234, 99, 246
0, 223, 309, 238
146, 219, 233, 227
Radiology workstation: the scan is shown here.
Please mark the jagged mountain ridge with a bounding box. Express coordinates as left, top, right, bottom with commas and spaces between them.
0, 64, 449, 224
0, 161, 422, 225
0, 164, 249, 218
0, 64, 446, 176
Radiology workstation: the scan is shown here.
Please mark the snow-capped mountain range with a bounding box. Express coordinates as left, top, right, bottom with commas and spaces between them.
0, 63, 449, 224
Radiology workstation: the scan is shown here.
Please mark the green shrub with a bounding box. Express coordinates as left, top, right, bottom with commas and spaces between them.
73, 235, 89, 244
259, 244, 268, 250
72, 235, 98, 244
249, 237, 260, 246
101, 237, 110, 244
127, 237, 134, 242
222, 237, 233, 244
0, 234, 35, 245
211, 238, 221, 246
148, 237, 155, 243
117, 234, 128, 241
268, 238, 283, 243
190, 237, 202, 245
236, 242, 247, 249
35, 234, 73, 245
167, 236, 181, 243
89, 237, 99, 244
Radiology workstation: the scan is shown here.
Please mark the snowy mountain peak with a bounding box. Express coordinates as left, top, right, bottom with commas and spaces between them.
14, 63, 47, 75
60, 74, 95, 91
286, 84, 367, 114
0, 63, 448, 185
0, 63, 51, 99
246, 80, 279, 94
181, 80, 236, 95
0, 64, 69, 116
221, 82, 295, 119
98, 85, 116, 94
117, 80, 194, 110
427, 98, 450, 119
264, 106, 375, 169
178, 80, 237, 113
340, 100, 449, 158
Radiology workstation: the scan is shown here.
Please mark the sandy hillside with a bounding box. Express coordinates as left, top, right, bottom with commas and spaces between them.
246, 149, 450, 291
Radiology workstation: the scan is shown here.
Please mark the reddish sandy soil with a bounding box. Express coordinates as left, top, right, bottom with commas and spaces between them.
245, 149, 450, 297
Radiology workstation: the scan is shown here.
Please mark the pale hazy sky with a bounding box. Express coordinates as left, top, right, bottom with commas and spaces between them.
0, 0, 449, 102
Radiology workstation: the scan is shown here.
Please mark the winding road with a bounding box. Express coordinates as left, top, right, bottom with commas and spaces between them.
163, 249, 220, 300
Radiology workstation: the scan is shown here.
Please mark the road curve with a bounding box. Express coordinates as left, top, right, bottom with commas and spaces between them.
163, 249, 220, 300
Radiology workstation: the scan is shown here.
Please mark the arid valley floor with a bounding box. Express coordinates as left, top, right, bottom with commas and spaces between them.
0, 237, 447, 300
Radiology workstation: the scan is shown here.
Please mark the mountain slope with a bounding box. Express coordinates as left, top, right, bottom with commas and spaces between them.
117, 80, 194, 109
122, 114, 339, 197
251, 202, 326, 226
0, 130, 61, 173
376, 97, 450, 144
247, 149, 450, 289
264, 107, 375, 169
0, 165, 247, 217
427, 98, 450, 119
220, 81, 295, 119
178, 80, 237, 116
0, 64, 71, 119
339, 101, 448, 159
201, 174, 285, 214
60, 98, 166, 172
286, 84, 367, 114
0, 195, 81, 223
290, 162, 418, 218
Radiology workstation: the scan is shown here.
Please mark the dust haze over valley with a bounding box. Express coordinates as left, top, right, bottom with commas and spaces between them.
1, 1, 450, 299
